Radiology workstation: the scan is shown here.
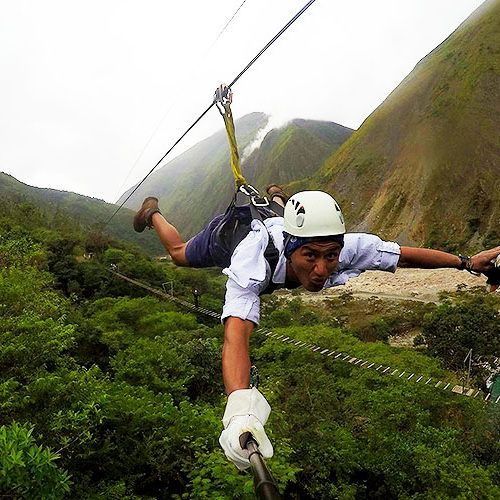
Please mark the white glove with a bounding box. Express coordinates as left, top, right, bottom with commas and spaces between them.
219, 387, 273, 470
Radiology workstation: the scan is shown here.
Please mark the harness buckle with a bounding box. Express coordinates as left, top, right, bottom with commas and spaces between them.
251, 195, 270, 207
238, 183, 270, 207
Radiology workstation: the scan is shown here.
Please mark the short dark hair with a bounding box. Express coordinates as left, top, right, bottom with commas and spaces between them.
283, 232, 344, 258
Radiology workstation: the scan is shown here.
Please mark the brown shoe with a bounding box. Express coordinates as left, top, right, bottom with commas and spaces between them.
265, 184, 289, 204
133, 197, 161, 232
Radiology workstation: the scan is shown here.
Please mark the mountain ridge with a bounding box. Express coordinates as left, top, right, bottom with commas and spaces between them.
0, 172, 164, 254
243, 119, 353, 188
118, 113, 353, 238
306, 0, 499, 251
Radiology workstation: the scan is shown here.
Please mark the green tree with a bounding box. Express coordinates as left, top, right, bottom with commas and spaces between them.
0, 422, 70, 499
421, 293, 500, 371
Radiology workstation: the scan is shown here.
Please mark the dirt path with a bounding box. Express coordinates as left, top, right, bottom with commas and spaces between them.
299, 268, 486, 303
334, 290, 438, 304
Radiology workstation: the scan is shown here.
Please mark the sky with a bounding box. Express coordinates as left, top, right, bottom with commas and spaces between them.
0, 0, 484, 203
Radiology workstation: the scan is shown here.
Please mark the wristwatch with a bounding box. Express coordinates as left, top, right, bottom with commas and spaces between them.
458, 254, 471, 271
458, 254, 481, 276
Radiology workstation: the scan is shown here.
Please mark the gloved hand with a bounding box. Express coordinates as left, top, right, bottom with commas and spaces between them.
219, 387, 273, 470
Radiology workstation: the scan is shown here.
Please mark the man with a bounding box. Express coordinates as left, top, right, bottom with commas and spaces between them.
134, 188, 500, 470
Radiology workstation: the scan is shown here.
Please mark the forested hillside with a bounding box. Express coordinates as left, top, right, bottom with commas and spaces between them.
2, 183, 500, 498
118, 112, 269, 238
2, 2, 500, 494
242, 119, 352, 189
307, 0, 499, 252
0, 172, 163, 255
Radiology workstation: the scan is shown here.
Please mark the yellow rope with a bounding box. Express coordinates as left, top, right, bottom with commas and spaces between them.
221, 102, 247, 188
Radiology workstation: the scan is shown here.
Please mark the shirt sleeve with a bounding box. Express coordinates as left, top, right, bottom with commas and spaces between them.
325, 233, 401, 287
220, 220, 270, 325
221, 277, 261, 325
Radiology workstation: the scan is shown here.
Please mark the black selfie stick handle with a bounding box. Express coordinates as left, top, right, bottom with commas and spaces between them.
240, 432, 282, 500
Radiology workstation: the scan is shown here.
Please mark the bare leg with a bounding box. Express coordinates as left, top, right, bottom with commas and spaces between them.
151, 190, 284, 266
151, 212, 189, 266
271, 195, 285, 208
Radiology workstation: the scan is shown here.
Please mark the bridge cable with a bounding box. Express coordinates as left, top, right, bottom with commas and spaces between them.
108, 269, 497, 405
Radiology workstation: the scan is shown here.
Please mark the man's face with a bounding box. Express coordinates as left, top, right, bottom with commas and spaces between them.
288, 241, 342, 292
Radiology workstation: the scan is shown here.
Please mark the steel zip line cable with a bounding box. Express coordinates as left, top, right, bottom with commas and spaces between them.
226, 0, 316, 89
111, 0, 250, 205
103, 0, 317, 227
212, 0, 248, 46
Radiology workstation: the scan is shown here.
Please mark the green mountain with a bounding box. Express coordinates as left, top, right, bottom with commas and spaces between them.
118, 113, 269, 237
0, 172, 163, 254
243, 119, 353, 188
118, 114, 352, 238
309, 0, 499, 252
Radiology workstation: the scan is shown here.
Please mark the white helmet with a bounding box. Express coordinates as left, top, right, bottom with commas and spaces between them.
284, 191, 345, 237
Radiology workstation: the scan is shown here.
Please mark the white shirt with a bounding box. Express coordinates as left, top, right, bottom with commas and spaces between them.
221, 217, 401, 325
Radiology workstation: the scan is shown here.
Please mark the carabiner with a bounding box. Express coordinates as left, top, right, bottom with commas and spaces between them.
214, 84, 232, 114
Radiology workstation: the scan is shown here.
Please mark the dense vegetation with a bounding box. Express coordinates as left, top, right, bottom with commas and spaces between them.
1, 197, 500, 499
2, 3, 498, 495
0, 172, 163, 255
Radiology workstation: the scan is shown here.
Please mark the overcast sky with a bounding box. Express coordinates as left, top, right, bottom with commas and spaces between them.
0, 0, 484, 203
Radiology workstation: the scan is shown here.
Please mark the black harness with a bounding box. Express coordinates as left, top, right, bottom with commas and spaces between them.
209, 189, 285, 295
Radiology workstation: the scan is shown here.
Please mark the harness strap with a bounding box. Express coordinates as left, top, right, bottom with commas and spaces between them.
214, 84, 285, 220
214, 85, 247, 188
213, 83, 285, 293
223, 102, 248, 188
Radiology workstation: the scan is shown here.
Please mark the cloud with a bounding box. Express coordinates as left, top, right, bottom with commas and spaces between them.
241, 113, 291, 162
